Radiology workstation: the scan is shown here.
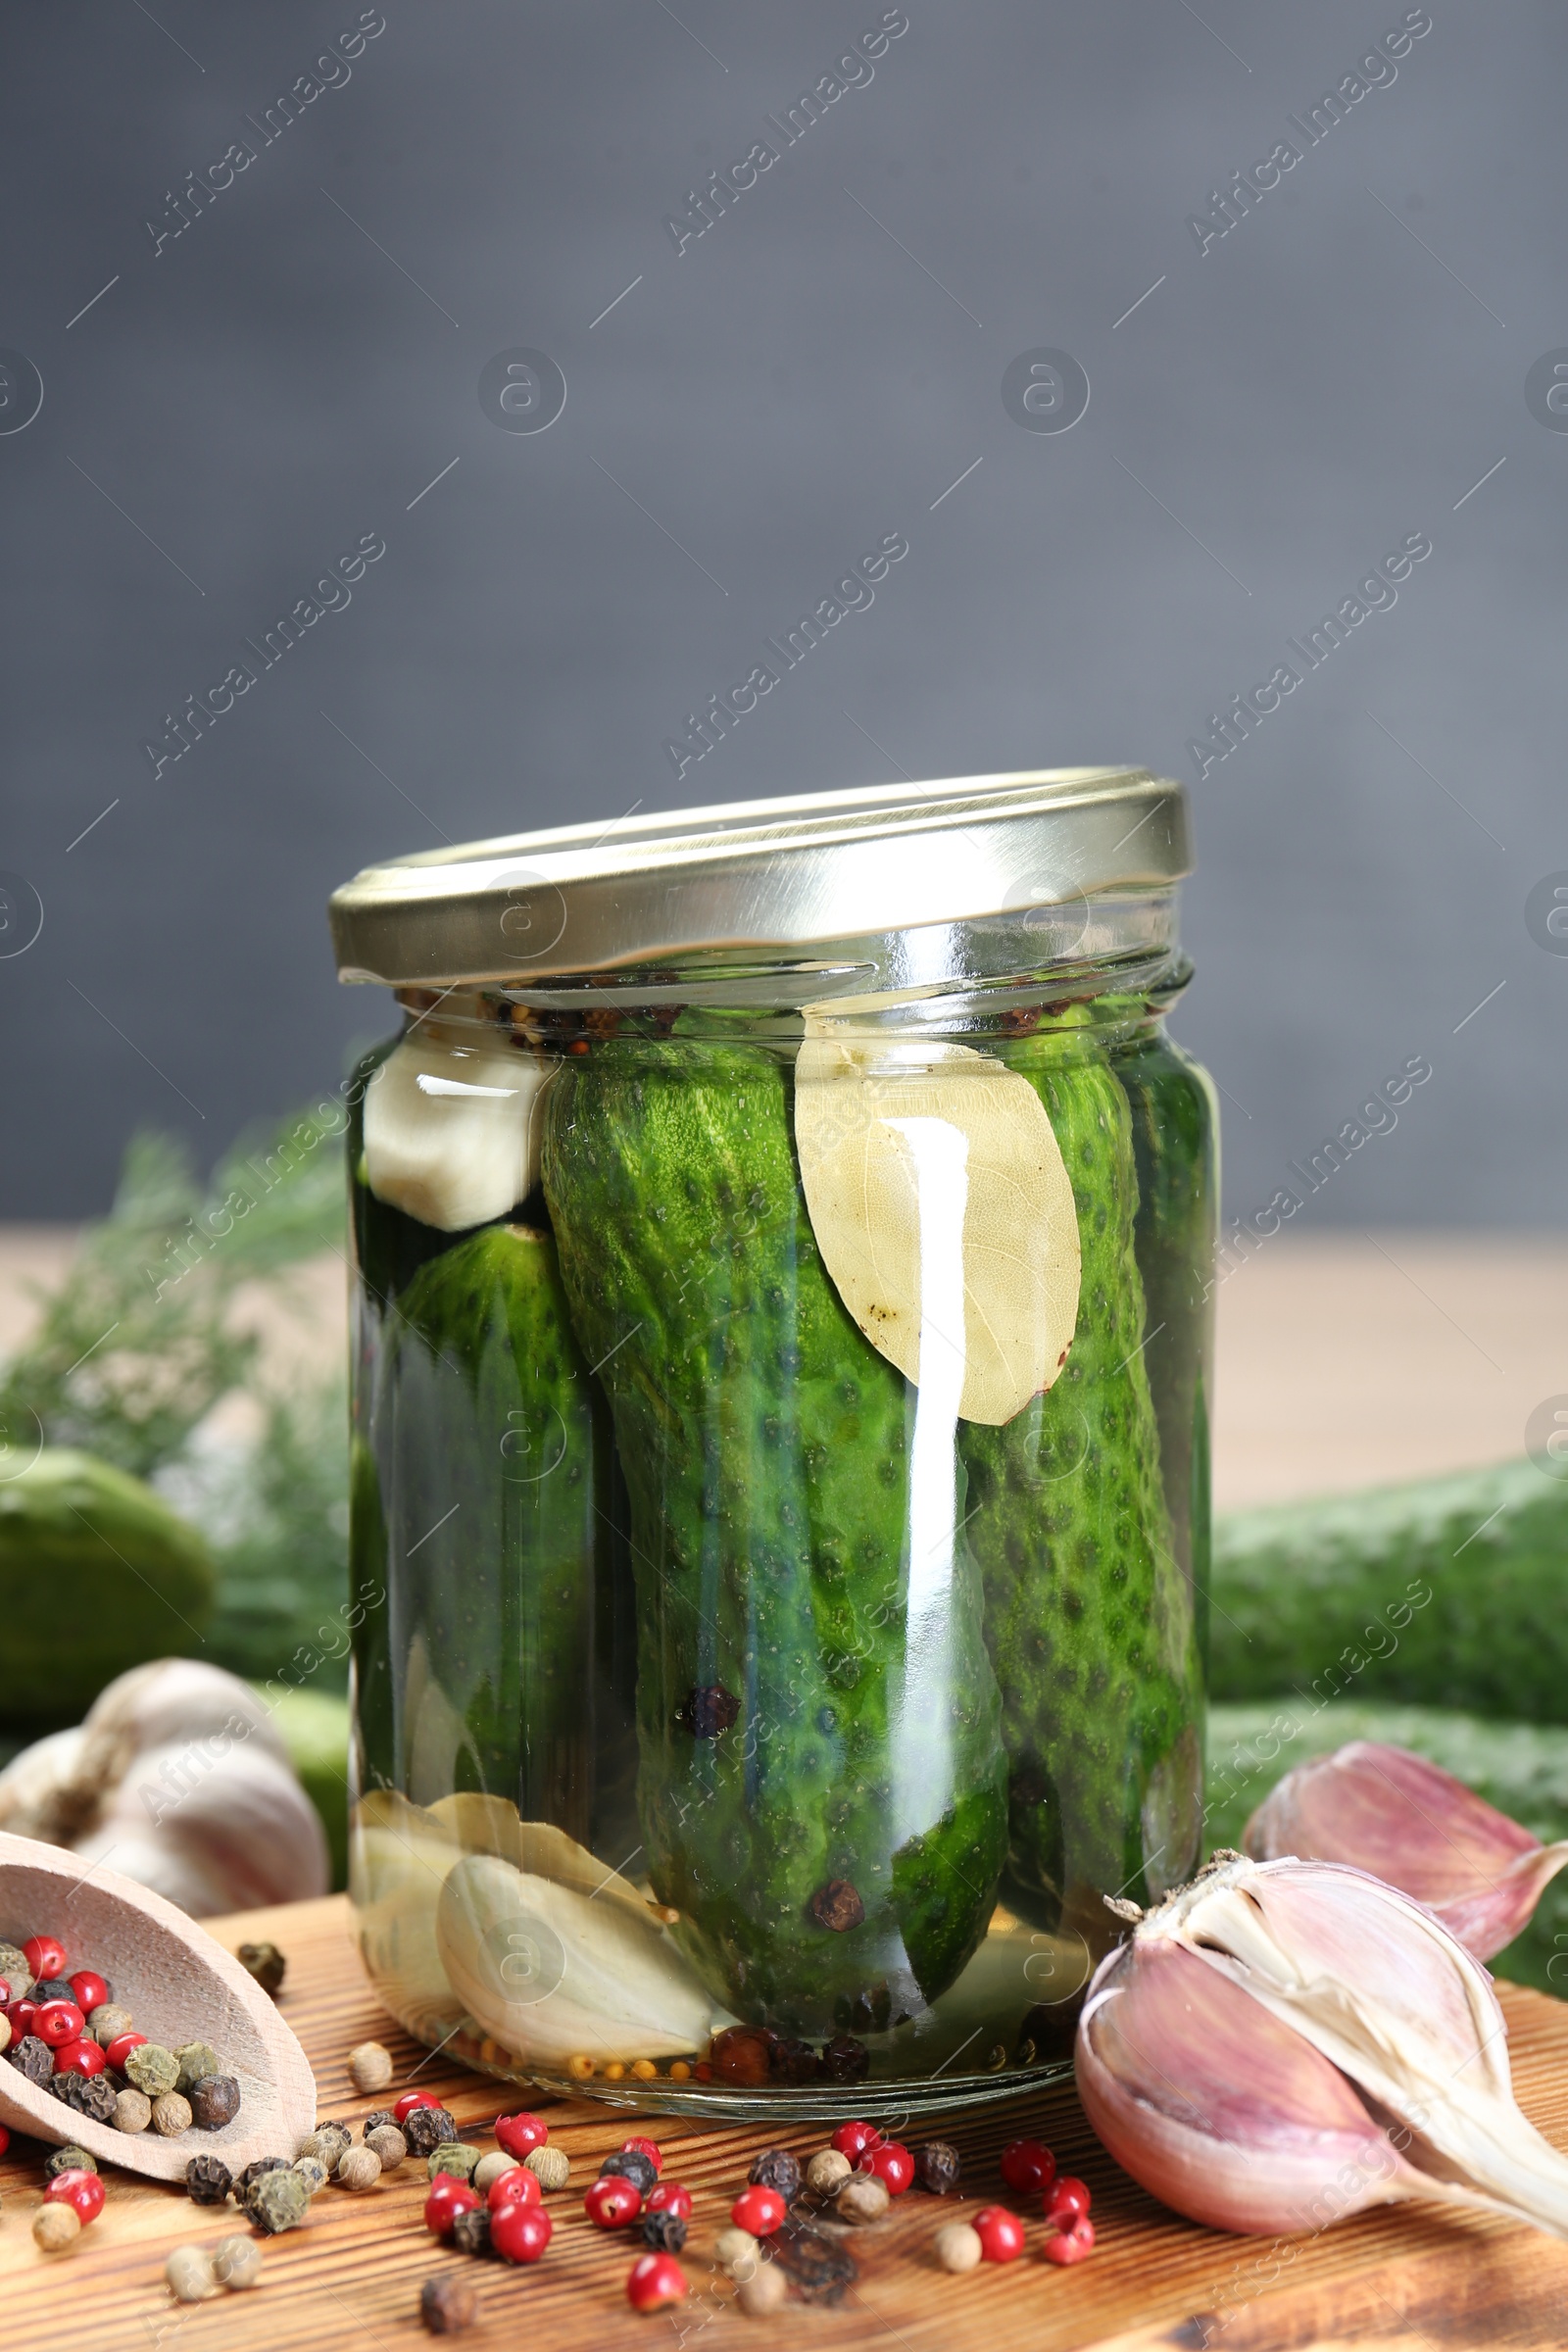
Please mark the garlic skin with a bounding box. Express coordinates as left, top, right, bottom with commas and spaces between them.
1244, 1739, 1568, 1961
364, 1021, 552, 1233
0, 1659, 328, 1916
1080, 1853, 1568, 2244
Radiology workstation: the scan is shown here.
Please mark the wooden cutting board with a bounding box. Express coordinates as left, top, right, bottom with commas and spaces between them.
3, 1891, 1567, 2352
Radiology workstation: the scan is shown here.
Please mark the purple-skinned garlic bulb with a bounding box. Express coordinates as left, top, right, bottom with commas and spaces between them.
1244, 1740, 1568, 1961
1077, 1852, 1568, 2242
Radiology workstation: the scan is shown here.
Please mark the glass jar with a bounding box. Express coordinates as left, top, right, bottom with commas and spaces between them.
328, 769, 1215, 2118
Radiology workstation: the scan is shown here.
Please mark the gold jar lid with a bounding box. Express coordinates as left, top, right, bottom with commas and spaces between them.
327, 766, 1189, 989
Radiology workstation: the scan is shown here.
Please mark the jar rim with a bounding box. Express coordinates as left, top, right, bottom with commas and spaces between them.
328, 767, 1190, 990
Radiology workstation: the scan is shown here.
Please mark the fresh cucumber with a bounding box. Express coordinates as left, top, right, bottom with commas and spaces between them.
364, 1223, 635, 1851
1206, 1698, 1568, 1995
960, 1029, 1203, 1936
540, 1036, 1007, 2035
1209, 1460, 1568, 1725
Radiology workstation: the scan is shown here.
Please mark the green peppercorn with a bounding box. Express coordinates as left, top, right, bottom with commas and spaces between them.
237, 1941, 285, 1997
248, 2165, 310, 2234
88, 2003, 133, 2048
174, 2041, 222, 2095
428, 2143, 481, 2183
45, 2144, 98, 2179
0, 1941, 33, 1998
124, 2042, 180, 2097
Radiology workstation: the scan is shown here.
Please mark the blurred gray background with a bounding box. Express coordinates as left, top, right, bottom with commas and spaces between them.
2, 0, 1563, 1225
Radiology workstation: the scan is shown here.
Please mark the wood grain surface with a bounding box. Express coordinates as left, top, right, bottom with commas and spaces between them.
3, 1892, 1567, 2352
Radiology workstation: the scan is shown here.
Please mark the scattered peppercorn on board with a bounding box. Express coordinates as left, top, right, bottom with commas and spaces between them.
5, 1894, 1568, 2349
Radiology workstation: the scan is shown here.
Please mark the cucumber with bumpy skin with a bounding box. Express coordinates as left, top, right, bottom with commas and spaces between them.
960, 1030, 1203, 1936
1209, 1459, 1568, 1725
540, 1037, 1007, 2035
374, 1223, 635, 1849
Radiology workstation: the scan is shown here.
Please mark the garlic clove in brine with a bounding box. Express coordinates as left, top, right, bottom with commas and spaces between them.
1244, 1739, 1568, 1961
436, 1852, 727, 2067
1081, 1852, 1568, 2243
363, 1020, 553, 1233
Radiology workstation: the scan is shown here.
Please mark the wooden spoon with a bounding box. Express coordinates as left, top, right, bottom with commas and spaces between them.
0, 1829, 316, 2181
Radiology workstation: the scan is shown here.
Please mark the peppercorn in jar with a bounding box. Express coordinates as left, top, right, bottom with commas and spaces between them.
328, 769, 1215, 2118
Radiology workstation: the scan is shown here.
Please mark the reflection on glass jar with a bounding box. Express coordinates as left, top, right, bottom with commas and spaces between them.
329, 768, 1215, 2117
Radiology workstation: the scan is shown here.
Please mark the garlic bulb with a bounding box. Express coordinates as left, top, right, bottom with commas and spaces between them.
363, 1020, 552, 1232
1244, 1739, 1568, 1961
0, 1658, 328, 1915
1079, 1852, 1568, 2241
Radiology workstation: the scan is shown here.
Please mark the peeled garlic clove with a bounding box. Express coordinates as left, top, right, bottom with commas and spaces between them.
436, 1852, 725, 2065
424, 1797, 657, 1923
1244, 1740, 1568, 1961
1118, 1853, 1568, 2240
1078, 1935, 1440, 2236
793, 1016, 1080, 1426
364, 1020, 551, 1232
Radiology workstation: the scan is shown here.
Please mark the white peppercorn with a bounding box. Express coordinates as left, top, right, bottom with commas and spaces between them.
934, 2221, 984, 2274
348, 2039, 393, 2093
152, 2091, 194, 2136
737, 2261, 788, 2317
714, 2224, 760, 2278
338, 2145, 383, 2192
836, 2175, 890, 2225
32, 2203, 80, 2253
806, 2148, 853, 2194
166, 2245, 220, 2303
114, 2086, 152, 2133
367, 2125, 408, 2170
472, 2150, 518, 2194
212, 2233, 264, 2290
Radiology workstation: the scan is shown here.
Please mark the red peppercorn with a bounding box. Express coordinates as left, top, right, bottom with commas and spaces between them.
645, 2181, 692, 2220
729, 2185, 786, 2237
585, 2177, 643, 2230
33, 2000, 85, 2049
490, 2201, 553, 2264
626, 2251, 686, 2313
831, 2120, 884, 2162
1044, 2176, 1091, 2229
972, 2206, 1026, 2264
621, 2134, 663, 2176
104, 2031, 147, 2071
5, 2000, 36, 2040
1042, 2217, 1096, 2266
23, 1936, 67, 1982
52, 2038, 106, 2078
423, 2178, 480, 2236
486, 2167, 542, 2212
0, 2126, 9, 2158
1000, 2137, 1056, 2197
68, 1971, 109, 2016
859, 2142, 914, 2197
45, 2170, 105, 2224
494, 2110, 550, 2159
395, 2088, 443, 2125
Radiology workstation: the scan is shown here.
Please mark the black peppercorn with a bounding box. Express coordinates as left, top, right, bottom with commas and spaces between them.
186, 2154, 234, 2206
600, 2148, 658, 2196
768, 2038, 820, 2086
748, 2148, 803, 2203
30, 1978, 75, 2007
8, 2034, 53, 2085
188, 2074, 242, 2130
404, 2105, 459, 2157
363, 2108, 395, 2137
52, 2070, 117, 2122
818, 2034, 869, 2084
238, 2156, 291, 2192
451, 2206, 493, 2258
237, 1940, 286, 1997
420, 2275, 476, 2334
641, 2207, 688, 2254
915, 2141, 960, 2195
